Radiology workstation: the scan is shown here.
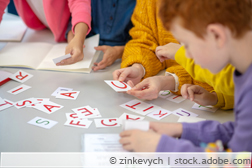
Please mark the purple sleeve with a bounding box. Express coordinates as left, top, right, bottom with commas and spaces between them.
156, 121, 234, 152
181, 120, 234, 146
156, 135, 203, 152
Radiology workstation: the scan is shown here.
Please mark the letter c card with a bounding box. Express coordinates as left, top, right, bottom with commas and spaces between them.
94, 118, 120, 128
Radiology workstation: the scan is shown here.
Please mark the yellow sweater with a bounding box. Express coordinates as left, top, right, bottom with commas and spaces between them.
121, 0, 232, 109
174, 46, 235, 110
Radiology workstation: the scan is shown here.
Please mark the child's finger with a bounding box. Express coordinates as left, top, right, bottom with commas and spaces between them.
181, 84, 191, 99
112, 69, 123, 80
187, 86, 195, 101
127, 80, 135, 88
94, 46, 107, 52
120, 130, 133, 137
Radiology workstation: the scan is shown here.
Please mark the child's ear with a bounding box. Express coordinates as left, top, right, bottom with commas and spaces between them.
206, 24, 227, 48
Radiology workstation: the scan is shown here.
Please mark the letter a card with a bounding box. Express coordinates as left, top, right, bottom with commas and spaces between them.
27, 117, 58, 129
10, 70, 33, 83
56, 91, 80, 100
32, 101, 63, 114
104, 80, 131, 92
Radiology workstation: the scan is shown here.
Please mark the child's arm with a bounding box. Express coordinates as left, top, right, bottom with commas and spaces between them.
155, 43, 182, 62
92, 46, 125, 71
57, 0, 91, 66
0, 0, 9, 22
120, 0, 179, 79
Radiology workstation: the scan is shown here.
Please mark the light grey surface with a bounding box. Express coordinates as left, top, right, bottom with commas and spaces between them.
0, 15, 234, 153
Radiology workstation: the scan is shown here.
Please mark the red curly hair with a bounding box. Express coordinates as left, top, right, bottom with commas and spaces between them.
159, 0, 252, 38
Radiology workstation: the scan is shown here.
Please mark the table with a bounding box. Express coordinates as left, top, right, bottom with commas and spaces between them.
0, 14, 234, 153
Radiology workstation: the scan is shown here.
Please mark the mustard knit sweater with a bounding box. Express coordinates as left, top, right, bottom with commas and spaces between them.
121, 0, 233, 109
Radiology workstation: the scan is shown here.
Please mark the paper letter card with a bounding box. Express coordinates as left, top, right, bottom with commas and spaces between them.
158, 90, 174, 99
51, 87, 73, 96
104, 80, 131, 92
166, 95, 185, 103
72, 106, 100, 118
64, 119, 92, 129
7, 84, 31, 95
118, 113, 144, 124
0, 99, 14, 111
27, 117, 58, 129
14, 98, 38, 109
120, 99, 152, 115
192, 103, 218, 113
94, 118, 120, 128
0, 97, 5, 104
32, 101, 63, 114
172, 108, 198, 117
10, 70, 33, 83
53, 53, 71, 64
123, 120, 149, 131
56, 91, 80, 100
177, 116, 206, 123
147, 108, 172, 120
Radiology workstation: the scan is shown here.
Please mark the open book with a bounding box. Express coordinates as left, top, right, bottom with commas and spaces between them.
0, 34, 100, 73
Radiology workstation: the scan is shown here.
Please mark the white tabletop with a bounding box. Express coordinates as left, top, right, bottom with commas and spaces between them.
0, 14, 234, 153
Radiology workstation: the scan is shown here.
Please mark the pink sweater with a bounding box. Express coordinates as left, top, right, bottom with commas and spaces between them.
0, 0, 91, 42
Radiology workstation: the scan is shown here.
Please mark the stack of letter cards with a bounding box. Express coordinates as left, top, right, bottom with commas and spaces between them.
0, 34, 100, 73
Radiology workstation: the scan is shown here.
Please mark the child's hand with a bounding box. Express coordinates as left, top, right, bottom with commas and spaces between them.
127, 76, 175, 100
113, 63, 145, 85
155, 43, 182, 62
181, 84, 218, 106
150, 122, 183, 138
57, 36, 84, 66
119, 130, 161, 152
92, 46, 124, 71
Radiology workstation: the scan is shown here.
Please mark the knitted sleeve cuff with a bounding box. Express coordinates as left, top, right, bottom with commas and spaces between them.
166, 65, 193, 95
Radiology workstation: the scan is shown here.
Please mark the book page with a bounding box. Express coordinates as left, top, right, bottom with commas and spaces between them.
0, 42, 53, 69
0, 20, 27, 41
84, 134, 126, 152
37, 34, 100, 71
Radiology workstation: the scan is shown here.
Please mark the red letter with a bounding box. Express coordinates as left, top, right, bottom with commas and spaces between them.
16, 71, 28, 80
77, 108, 93, 116
142, 106, 154, 112
0, 100, 13, 106
126, 115, 140, 120
173, 95, 180, 99
44, 105, 60, 112
12, 87, 23, 93
126, 102, 141, 110
69, 120, 86, 127
60, 92, 77, 98
153, 110, 168, 118
101, 119, 117, 126
16, 100, 32, 107
111, 81, 127, 89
